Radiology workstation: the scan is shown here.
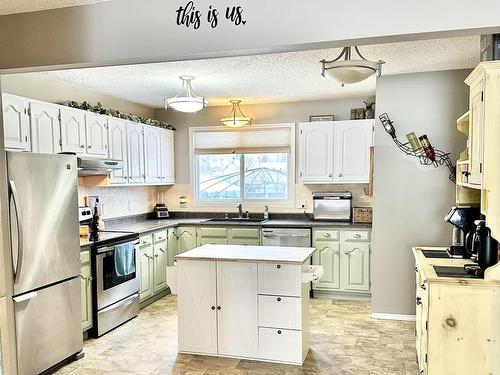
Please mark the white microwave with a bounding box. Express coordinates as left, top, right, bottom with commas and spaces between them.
312, 192, 352, 221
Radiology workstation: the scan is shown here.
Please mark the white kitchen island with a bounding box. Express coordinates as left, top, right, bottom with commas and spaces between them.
174, 244, 318, 365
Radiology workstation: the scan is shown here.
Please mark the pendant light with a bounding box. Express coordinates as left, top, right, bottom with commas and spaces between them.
320, 46, 384, 85
165, 75, 208, 113
220, 100, 252, 128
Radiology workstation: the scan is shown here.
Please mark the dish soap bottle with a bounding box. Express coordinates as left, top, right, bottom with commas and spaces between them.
263, 205, 269, 220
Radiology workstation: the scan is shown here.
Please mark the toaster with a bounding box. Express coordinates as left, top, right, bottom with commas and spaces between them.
312, 192, 352, 221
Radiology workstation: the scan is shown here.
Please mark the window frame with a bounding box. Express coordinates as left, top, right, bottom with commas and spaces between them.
189, 124, 296, 208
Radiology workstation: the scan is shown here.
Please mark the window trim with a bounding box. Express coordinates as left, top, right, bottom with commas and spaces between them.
189, 124, 296, 208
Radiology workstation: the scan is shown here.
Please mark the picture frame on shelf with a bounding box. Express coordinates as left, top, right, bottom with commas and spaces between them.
309, 115, 334, 122
351, 108, 365, 120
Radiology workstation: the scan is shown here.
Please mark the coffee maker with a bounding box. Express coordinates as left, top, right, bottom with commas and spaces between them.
444, 205, 481, 258
464, 220, 499, 276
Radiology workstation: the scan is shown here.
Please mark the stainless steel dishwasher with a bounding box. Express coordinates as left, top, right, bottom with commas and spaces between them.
261, 227, 311, 247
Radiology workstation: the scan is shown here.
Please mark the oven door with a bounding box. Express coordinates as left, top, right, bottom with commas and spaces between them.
96, 241, 140, 310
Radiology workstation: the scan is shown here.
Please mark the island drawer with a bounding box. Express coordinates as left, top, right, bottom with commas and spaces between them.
344, 230, 370, 242
153, 230, 167, 243
258, 263, 301, 297
258, 295, 301, 330
140, 234, 153, 247
258, 327, 302, 364
314, 229, 340, 241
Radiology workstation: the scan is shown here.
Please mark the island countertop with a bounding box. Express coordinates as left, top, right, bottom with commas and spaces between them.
175, 244, 316, 264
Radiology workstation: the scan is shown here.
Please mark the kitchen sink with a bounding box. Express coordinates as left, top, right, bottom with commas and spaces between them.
204, 217, 268, 223
421, 250, 451, 259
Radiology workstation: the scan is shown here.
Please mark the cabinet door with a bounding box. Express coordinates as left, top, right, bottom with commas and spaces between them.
80, 264, 93, 331
178, 260, 217, 354
333, 120, 372, 183
2, 94, 30, 151
139, 245, 154, 301
177, 227, 197, 254
160, 129, 175, 184
340, 243, 370, 291
217, 261, 258, 357
29, 101, 61, 154
469, 79, 485, 186
60, 107, 87, 154
107, 118, 128, 184
127, 122, 145, 183
312, 241, 340, 290
85, 112, 108, 156
167, 229, 178, 266
153, 240, 167, 293
298, 122, 334, 183
144, 126, 162, 183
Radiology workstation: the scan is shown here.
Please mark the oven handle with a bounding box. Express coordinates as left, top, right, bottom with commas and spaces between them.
99, 293, 139, 314
262, 233, 310, 238
97, 240, 140, 254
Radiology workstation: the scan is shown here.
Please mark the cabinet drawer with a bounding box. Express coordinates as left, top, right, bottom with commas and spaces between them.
80, 250, 90, 266
140, 234, 153, 247
258, 295, 301, 330
198, 227, 228, 238
153, 230, 167, 243
344, 230, 370, 242
231, 227, 260, 239
314, 229, 340, 241
258, 327, 302, 364
258, 263, 301, 297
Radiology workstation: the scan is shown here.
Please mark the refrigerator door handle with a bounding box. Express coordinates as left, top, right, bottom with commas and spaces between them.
9, 179, 24, 281
13, 291, 38, 303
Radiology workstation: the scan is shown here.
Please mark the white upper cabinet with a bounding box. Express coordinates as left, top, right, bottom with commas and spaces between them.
60, 106, 87, 154
29, 101, 61, 154
160, 129, 175, 184
333, 120, 372, 183
298, 122, 334, 183
2, 94, 30, 151
107, 118, 128, 184
85, 112, 108, 156
127, 121, 145, 183
144, 126, 162, 184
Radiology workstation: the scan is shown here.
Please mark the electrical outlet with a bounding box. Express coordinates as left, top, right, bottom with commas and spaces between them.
296, 200, 306, 209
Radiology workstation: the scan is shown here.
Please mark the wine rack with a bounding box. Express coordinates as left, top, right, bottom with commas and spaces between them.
378, 113, 456, 183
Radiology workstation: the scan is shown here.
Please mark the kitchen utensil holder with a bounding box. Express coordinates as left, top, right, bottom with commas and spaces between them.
378, 113, 456, 183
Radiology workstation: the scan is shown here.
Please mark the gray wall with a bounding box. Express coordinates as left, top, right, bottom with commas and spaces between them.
372, 70, 470, 316
155, 97, 365, 184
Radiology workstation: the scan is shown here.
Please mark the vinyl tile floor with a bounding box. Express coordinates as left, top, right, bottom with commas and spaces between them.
55, 295, 419, 375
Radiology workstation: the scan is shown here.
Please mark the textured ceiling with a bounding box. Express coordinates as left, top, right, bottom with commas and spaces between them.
42, 36, 480, 108
0, 0, 112, 15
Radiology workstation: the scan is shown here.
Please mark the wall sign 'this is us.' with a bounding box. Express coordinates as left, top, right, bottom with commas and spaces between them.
176, 1, 247, 29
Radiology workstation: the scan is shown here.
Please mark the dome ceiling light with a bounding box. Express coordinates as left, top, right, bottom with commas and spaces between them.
220, 100, 252, 128
165, 75, 208, 113
320, 46, 385, 85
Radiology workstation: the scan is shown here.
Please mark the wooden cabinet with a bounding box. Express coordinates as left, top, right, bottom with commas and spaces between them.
2, 94, 30, 151
85, 112, 108, 156
160, 129, 175, 184
127, 121, 145, 184
468, 78, 485, 186
60, 106, 87, 154
176, 226, 197, 254
29, 101, 62, 154
107, 118, 128, 184
80, 250, 93, 332
298, 122, 334, 183
333, 120, 372, 183
298, 120, 373, 184
312, 228, 371, 297
144, 126, 162, 183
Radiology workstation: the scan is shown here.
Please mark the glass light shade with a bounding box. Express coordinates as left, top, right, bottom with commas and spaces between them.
322, 60, 379, 84
165, 76, 208, 113
220, 100, 251, 128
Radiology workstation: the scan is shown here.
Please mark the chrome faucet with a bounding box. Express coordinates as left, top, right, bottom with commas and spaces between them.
237, 203, 243, 218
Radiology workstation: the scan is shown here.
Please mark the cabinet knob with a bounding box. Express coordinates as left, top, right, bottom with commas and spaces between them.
276, 264, 281, 269
277, 297, 281, 302
414, 267, 418, 273
334, 250, 340, 254
88, 145, 92, 149
420, 283, 426, 290
211, 306, 215, 310
80, 144, 85, 148
217, 306, 221, 310
416, 297, 422, 305
277, 330, 282, 335
329, 173, 332, 177
155, 254, 159, 258
338, 173, 342, 177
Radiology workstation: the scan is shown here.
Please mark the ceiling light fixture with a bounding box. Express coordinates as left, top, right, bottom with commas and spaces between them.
220, 100, 252, 128
165, 75, 208, 113
320, 46, 385, 85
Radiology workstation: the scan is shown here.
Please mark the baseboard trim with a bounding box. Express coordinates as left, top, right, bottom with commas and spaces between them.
371, 313, 416, 321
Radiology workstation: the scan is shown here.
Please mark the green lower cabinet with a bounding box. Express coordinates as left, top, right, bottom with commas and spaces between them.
139, 239, 154, 301
176, 226, 197, 254
312, 241, 340, 290
80, 262, 93, 332
340, 242, 370, 291
167, 228, 178, 266
153, 239, 167, 294
229, 227, 261, 245
197, 227, 228, 246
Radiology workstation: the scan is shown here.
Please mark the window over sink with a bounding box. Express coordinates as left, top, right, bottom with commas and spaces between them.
190, 124, 295, 206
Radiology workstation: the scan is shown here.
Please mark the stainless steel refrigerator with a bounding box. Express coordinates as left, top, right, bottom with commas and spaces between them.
7, 152, 82, 375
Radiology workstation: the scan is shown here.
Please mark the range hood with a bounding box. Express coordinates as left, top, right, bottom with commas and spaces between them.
77, 157, 123, 176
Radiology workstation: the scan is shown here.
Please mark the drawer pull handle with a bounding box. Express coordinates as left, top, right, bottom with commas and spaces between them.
416, 297, 422, 305
354, 234, 362, 238
415, 267, 418, 273
276, 264, 281, 269
420, 284, 426, 290
211, 306, 215, 310
277, 297, 281, 302
277, 330, 282, 334
323, 233, 331, 238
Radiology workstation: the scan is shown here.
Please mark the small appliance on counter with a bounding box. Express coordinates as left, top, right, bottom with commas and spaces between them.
464, 220, 499, 277
155, 204, 170, 219
444, 205, 481, 258
312, 192, 352, 221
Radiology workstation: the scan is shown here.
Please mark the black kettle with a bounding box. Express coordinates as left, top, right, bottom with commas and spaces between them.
472, 220, 499, 271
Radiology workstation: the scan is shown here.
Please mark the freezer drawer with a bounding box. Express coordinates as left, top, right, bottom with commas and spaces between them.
14, 277, 82, 375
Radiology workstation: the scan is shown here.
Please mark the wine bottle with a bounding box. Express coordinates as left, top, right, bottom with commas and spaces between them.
418, 134, 439, 167
406, 132, 425, 157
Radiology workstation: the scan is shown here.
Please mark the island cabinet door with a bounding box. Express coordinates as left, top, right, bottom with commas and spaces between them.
216, 261, 258, 358
178, 260, 217, 354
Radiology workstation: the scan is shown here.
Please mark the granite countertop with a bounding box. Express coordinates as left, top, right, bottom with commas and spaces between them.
176, 244, 316, 264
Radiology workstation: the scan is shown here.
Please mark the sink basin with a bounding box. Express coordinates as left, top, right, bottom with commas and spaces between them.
421, 250, 451, 259
204, 218, 267, 223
